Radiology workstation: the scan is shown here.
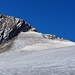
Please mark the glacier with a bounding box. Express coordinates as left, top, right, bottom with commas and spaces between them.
0, 14, 75, 75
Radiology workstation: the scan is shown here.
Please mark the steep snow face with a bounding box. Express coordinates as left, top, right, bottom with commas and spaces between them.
4, 31, 74, 51
0, 31, 75, 52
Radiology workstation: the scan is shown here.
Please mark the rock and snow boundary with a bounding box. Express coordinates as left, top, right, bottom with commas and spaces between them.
0, 14, 75, 75
0, 14, 75, 51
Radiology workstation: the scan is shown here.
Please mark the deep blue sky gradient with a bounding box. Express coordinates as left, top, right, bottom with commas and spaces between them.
0, 0, 75, 41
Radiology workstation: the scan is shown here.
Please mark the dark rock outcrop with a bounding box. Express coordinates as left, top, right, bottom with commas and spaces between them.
42, 34, 67, 41
0, 14, 37, 44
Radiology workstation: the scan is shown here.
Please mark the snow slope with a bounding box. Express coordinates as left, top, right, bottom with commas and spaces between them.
0, 45, 75, 75
1, 31, 74, 51
0, 31, 75, 75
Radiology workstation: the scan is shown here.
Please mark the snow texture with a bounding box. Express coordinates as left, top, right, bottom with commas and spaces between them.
0, 31, 75, 75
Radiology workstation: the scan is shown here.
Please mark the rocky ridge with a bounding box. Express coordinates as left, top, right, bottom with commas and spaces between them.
0, 14, 37, 44
0, 14, 68, 46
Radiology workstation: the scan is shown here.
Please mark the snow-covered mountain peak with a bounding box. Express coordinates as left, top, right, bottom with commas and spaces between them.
0, 14, 75, 75
0, 14, 75, 51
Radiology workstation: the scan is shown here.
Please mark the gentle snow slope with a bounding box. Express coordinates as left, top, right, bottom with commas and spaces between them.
0, 31, 75, 75
0, 46, 75, 75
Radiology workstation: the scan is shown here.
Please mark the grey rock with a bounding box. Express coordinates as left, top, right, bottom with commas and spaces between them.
43, 34, 67, 41
0, 14, 37, 44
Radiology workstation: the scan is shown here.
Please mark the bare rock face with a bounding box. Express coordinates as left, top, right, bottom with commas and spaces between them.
0, 14, 37, 44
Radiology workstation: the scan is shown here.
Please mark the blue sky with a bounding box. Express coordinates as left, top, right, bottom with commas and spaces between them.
0, 0, 75, 41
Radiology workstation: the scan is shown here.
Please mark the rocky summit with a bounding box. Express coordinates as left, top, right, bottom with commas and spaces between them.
0, 14, 37, 44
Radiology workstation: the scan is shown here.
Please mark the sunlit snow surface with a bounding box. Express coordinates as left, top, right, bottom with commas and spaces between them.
0, 31, 75, 75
